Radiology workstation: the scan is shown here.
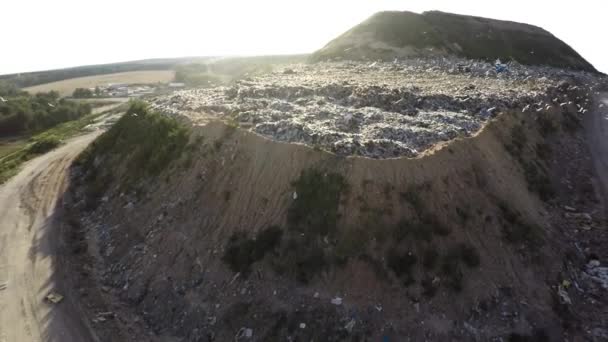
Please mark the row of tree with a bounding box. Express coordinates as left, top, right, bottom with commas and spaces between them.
0, 84, 91, 136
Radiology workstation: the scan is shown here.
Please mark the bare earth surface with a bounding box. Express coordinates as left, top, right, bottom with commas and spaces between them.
0, 133, 104, 342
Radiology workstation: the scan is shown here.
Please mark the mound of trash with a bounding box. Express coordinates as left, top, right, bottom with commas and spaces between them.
151, 57, 589, 158
310, 11, 596, 72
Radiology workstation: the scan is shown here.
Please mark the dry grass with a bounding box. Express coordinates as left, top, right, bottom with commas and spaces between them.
0, 138, 27, 159
23, 70, 175, 97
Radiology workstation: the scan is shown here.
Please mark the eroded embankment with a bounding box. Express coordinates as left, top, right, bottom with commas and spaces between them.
67, 84, 593, 341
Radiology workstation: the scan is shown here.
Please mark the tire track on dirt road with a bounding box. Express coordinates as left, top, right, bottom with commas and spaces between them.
0, 132, 102, 342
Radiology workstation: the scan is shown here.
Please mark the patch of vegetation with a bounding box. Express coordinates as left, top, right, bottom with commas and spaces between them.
311, 11, 596, 71
521, 161, 554, 201
0, 88, 91, 137
72, 87, 93, 98
287, 169, 348, 236
437, 243, 481, 291
397, 183, 450, 237
535, 143, 552, 161
440, 254, 464, 291
28, 136, 61, 154
498, 202, 543, 247
505, 124, 527, 156
0, 110, 104, 184
386, 249, 417, 285
399, 187, 424, 211
536, 113, 557, 137
504, 123, 555, 201
222, 226, 283, 274
335, 228, 369, 261
272, 236, 328, 283
561, 110, 580, 132
77, 100, 190, 182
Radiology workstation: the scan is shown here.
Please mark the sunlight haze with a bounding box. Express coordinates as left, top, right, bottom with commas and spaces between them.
2, 0, 606, 74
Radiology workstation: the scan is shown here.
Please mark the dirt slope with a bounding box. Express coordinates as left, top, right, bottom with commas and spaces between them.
0, 132, 100, 342
586, 93, 608, 212
66, 80, 605, 340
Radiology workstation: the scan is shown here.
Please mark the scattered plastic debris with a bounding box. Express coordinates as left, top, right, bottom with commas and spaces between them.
331, 297, 343, 305
236, 327, 253, 339
46, 292, 64, 304
345, 319, 356, 333
150, 57, 577, 159
92, 311, 115, 323
557, 285, 572, 305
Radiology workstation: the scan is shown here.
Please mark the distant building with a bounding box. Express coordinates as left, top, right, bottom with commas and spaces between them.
107, 83, 128, 90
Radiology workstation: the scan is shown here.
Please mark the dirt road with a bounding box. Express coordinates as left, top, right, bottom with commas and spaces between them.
0, 132, 101, 342
586, 93, 608, 213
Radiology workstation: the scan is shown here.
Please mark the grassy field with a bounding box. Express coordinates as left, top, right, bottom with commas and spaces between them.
0, 138, 27, 158
23, 70, 175, 96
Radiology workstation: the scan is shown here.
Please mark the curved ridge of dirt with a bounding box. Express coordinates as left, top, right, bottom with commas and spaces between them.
69, 103, 569, 340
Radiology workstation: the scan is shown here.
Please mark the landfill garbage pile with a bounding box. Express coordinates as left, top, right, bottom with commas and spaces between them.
151, 57, 595, 158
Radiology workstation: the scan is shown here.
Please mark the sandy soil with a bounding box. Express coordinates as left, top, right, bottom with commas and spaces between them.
0, 131, 102, 342
24, 70, 175, 97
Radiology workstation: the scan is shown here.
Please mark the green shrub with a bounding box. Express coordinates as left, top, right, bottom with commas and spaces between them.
335, 229, 368, 260
535, 143, 552, 161
222, 226, 283, 274
287, 169, 348, 236
440, 255, 464, 292
522, 161, 554, 201
386, 249, 417, 283
536, 114, 557, 137
509, 124, 527, 155
28, 136, 60, 154
0, 91, 90, 136
273, 236, 328, 283
73, 88, 93, 98
498, 202, 543, 246
80, 100, 190, 181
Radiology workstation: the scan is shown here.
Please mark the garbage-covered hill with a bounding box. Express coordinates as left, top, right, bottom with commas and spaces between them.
311, 11, 596, 72
60, 55, 608, 341
151, 57, 582, 158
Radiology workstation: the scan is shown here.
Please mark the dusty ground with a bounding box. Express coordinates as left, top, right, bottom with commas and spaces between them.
0, 132, 100, 342
0, 103, 126, 342
24, 70, 175, 97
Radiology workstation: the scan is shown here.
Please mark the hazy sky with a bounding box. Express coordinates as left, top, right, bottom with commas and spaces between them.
1, 0, 606, 75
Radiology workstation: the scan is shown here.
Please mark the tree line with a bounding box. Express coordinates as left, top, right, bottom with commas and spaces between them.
0, 83, 91, 137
